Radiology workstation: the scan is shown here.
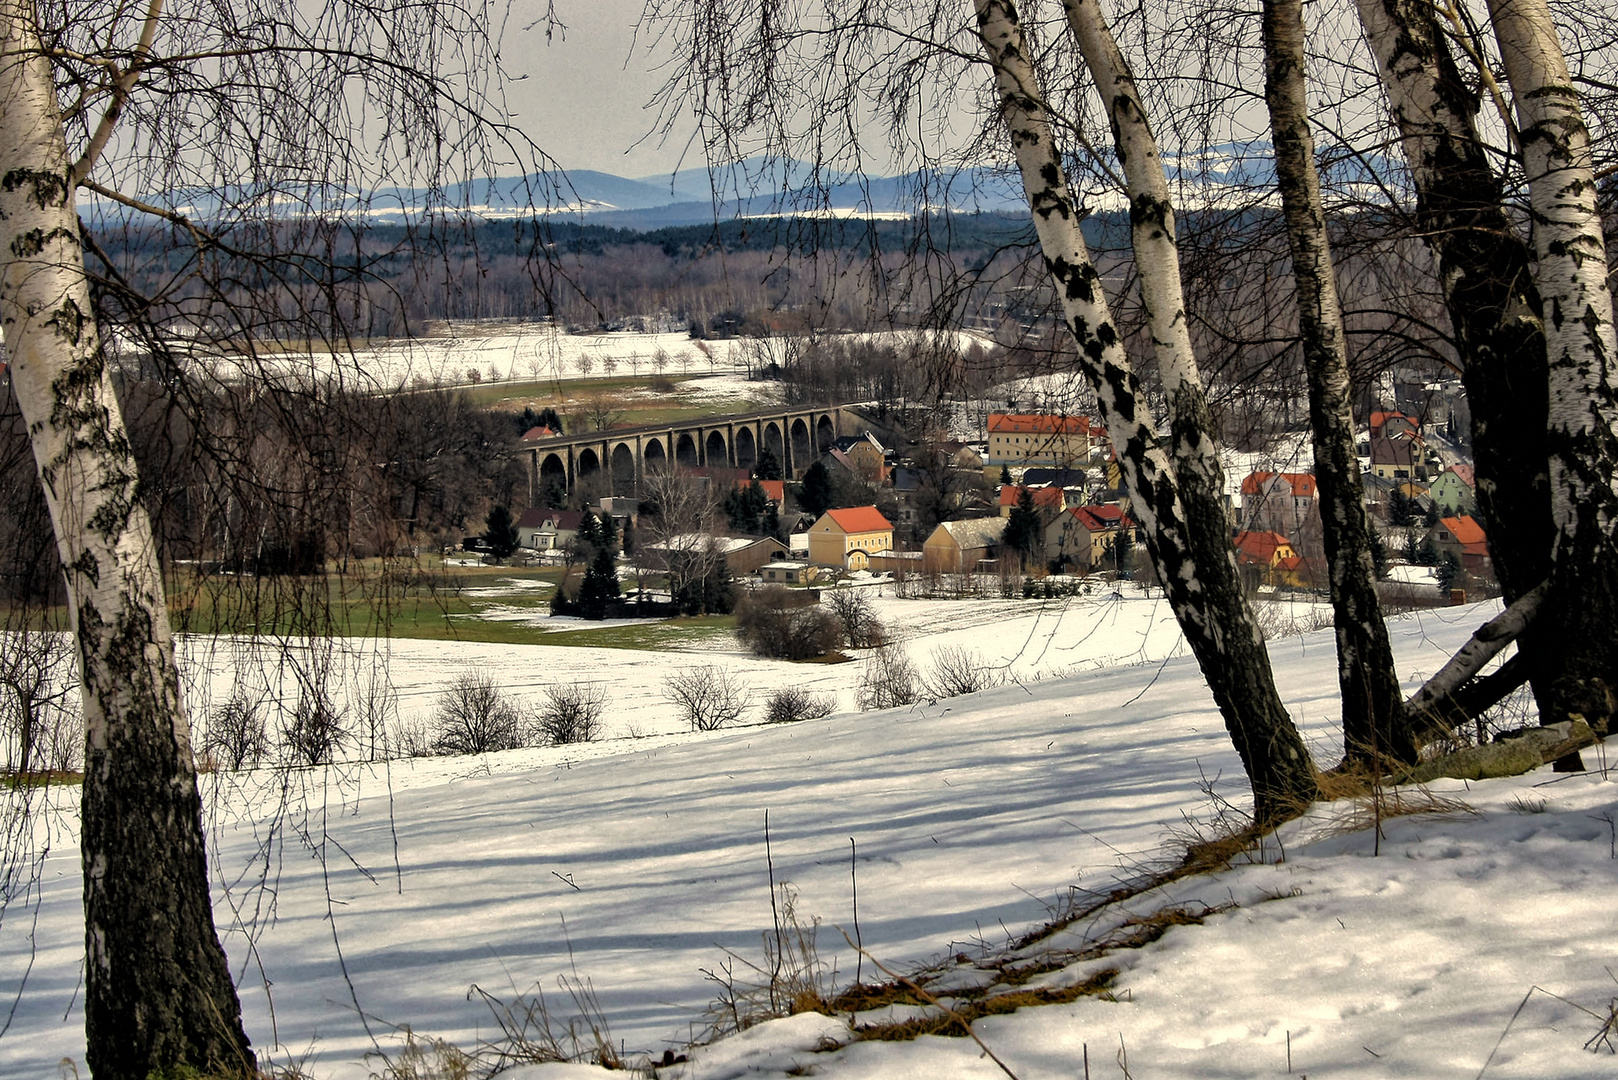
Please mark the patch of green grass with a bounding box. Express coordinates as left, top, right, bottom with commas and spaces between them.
2, 770, 83, 789
539, 615, 737, 651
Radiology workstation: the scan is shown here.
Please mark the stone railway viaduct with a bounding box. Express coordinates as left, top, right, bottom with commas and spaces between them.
525, 403, 859, 499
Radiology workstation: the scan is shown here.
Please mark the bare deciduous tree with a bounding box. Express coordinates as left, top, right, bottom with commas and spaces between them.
432, 670, 531, 756
536, 682, 608, 745
663, 666, 750, 731
0, 628, 78, 775
0, 0, 557, 1069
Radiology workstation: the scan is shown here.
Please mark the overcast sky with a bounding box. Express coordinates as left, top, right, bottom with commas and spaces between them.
498, 1, 693, 178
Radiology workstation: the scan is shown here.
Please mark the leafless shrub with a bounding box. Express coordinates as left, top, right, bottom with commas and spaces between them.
0, 630, 80, 774
736, 586, 841, 660
432, 669, 531, 755
354, 659, 399, 762
282, 686, 350, 766
823, 588, 887, 648
762, 687, 836, 724
857, 647, 919, 711
921, 645, 1002, 700
202, 692, 270, 772
536, 683, 607, 745
1252, 599, 1335, 641
663, 666, 750, 731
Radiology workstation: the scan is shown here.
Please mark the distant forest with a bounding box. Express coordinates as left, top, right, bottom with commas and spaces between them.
82, 210, 1134, 340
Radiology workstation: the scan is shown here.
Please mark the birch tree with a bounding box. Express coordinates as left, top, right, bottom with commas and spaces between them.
1353, 0, 1555, 712
0, 0, 551, 1073
1261, 0, 1410, 763
1487, 0, 1618, 726
1354, 0, 1618, 728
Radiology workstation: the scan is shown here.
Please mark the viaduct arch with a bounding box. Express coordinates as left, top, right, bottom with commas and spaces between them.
525, 404, 847, 500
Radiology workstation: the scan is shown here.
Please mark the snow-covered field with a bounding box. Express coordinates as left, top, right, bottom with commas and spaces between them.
170, 586, 1200, 741
4, 596, 1614, 1080
202, 324, 994, 394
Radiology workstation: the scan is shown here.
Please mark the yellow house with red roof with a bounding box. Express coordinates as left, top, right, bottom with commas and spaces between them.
807, 506, 895, 570
1232, 530, 1309, 588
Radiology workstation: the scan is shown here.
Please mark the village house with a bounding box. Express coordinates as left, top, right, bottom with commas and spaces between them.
922, 517, 1007, 573
759, 560, 815, 585
806, 506, 895, 570
515, 508, 583, 552
998, 484, 1068, 519
986, 412, 1096, 468
1369, 432, 1430, 482
823, 433, 889, 485
1425, 515, 1490, 573
1046, 504, 1137, 572
1232, 530, 1308, 589
1239, 471, 1319, 536
1429, 465, 1477, 515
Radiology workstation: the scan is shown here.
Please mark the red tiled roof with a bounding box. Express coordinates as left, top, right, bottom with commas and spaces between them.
1440, 515, 1486, 547
823, 506, 893, 534
987, 412, 1094, 436
735, 478, 785, 503
519, 425, 558, 441
1240, 471, 1317, 498
1232, 530, 1292, 563
1069, 505, 1134, 531
999, 485, 1066, 509
1369, 410, 1418, 434
1440, 464, 1475, 488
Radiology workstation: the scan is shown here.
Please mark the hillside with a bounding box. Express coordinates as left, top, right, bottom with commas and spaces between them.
4, 595, 1612, 1078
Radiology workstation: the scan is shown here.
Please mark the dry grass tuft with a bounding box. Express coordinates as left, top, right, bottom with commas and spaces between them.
849, 967, 1121, 1042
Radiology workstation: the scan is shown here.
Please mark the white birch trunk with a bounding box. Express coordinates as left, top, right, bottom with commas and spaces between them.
0, 3, 252, 1075
1488, 0, 1618, 724
1261, 0, 1409, 762
1488, 0, 1618, 542
1059, 0, 1233, 597
1354, 0, 1557, 724
974, 0, 1317, 822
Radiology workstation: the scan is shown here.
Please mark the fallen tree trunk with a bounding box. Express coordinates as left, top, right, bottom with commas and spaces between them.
1404, 582, 1549, 732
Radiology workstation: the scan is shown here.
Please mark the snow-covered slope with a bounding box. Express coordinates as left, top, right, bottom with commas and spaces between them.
3, 601, 1612, 1080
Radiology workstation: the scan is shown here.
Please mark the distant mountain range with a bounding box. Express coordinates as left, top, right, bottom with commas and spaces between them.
92, 145, 1397, 232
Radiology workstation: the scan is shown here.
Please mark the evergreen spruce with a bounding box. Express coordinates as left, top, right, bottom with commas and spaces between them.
485, 505, 521, 560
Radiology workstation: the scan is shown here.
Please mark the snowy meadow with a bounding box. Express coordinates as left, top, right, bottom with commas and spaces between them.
2, 593, 1614, 1080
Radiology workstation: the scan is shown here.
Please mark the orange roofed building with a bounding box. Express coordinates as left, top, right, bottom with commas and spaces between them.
1426, 515, 1490, 572
1232, 530, 1308, 588
986, 413, 1096, 468
1239, 471, 1319, 537
807, 506, 895, 571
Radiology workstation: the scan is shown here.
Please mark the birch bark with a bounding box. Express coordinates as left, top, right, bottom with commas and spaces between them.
1488, 0, 1618, 725
0, 3, 253, 1076
974, 0, 1317, 823
1261, 0, 1410, 763
1354, 0, 1556, 717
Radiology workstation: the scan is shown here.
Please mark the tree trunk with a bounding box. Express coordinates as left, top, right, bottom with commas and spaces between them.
974, 0, 1318, 824
1262, 0, 1411, 764
0, 6, 254, 1078
1488, 0, 1618, 727
1354, 0, 1556, 712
